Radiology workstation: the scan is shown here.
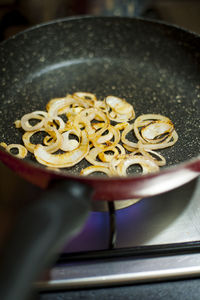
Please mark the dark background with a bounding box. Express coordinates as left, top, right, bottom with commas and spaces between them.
0, 0, 200, 40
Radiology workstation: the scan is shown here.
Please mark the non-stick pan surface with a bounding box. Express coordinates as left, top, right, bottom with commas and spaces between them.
0, 16, 199, 199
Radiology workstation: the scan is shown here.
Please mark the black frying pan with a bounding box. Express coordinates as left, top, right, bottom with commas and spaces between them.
0, 16, 199, 300
0, 16, 199, 200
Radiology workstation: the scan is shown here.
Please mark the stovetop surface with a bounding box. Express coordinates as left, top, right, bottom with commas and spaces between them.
62, 177, 200, 253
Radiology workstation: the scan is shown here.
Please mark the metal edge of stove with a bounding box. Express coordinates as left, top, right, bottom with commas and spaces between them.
35, 250, 200, 291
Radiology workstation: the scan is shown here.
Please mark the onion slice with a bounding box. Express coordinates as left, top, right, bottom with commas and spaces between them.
60, 130, 80, 151
21, 111, 47, 131
47, 95, 90, 117
34, 130, 89, 168
105, 96, 135, 122
92, 124, 120, 150
116, 154, 160, 176
80, 165, 112, 176
6, 144, 27, 159
134, 114, 176, 145
121, 123, 138, 149
85, 147, 109, 167
23, 128, 63, 154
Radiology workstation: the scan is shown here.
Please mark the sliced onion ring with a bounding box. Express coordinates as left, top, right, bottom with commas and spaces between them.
98, 144, 126, 163
21, 111, 47, 131
134, 114, 175, 144
121, 123, 138, 149
116, 154, 160, 176
92, 124, 120, 150
44, 116, 66, 132
47, 95, 90, 117
105, 96, 135, 122
60, 130, 80, 151
34, 130, 89, 168
86, 147, 109, 167
80, 165, 112, 176
6, 144, 27, 159
23, 128, 63, 153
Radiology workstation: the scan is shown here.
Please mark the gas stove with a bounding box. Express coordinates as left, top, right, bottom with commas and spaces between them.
35, 176, 200, 291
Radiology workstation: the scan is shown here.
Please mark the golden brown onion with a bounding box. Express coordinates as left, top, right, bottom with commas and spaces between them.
1, 92, 178, 178
34, 130, 89, 168
21, 111, 47, 131
6, 144, 27, 159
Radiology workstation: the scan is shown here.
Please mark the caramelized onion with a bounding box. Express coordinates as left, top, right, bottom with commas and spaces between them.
121, 123, 138, 150
80, 165, 112, 176
34, 130, 89, 168
21, 111, 47, 131
116, 154, 160, 176
92, 125, 120, 150
6, 144, 27, 159
60, 130, 80, 151
134, 114, 177, 146
23, 128, 63, 153
1, 92, 178, 177
14, 120, 21, 128
105, 96, 135, 122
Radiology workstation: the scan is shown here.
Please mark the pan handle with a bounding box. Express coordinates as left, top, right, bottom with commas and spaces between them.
0, 180, 92, 300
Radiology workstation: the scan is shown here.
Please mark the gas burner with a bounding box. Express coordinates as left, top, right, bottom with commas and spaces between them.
36, 177, 200, 291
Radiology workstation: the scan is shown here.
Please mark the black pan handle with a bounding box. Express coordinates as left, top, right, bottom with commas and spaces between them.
0, 180, 92, 300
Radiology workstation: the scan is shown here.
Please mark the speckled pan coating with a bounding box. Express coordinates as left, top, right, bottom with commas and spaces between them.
0, 16, 199, 176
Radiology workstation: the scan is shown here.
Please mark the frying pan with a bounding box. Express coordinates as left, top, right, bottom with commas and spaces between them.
0, 16, 199, 300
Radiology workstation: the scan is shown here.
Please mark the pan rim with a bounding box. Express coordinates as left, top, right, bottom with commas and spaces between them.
1, 14, 200, 47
